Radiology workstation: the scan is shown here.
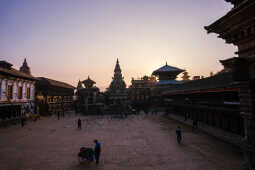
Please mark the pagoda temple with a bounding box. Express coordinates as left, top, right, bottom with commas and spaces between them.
107, 59, 127, 104
205, 0, 255, 169
152, 62, 184, 86
76, 76, 102, 114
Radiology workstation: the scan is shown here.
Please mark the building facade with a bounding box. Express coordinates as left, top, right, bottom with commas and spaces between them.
0, 59, 36, 123
128, 75, 156, 103
35, 77, 74, 116
163, 69, 243, 136
205, 1, 255, 169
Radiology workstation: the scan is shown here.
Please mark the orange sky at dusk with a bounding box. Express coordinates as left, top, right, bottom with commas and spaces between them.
1, 0, 236, 90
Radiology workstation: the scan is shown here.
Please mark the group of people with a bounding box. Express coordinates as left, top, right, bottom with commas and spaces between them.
20, 103, 35, 127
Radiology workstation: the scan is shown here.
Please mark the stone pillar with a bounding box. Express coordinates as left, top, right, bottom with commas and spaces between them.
31, 83, 35, 101
23, 82, 27, 100
13, 80, 18, 101
93, 91, 97, 104
239, 82, 253, 138
1, 79, 7, 101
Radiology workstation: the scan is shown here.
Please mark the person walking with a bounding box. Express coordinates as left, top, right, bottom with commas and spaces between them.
57, 111, 60, 120
78, 118, 81, 129
184, 113, 188, 121
94, 139, 101, 164
176, 126, 182, 144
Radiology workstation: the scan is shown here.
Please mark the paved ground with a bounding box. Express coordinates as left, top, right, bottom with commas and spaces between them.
0, 113, 243, 170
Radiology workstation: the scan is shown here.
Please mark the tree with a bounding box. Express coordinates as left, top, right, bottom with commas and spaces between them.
181, 71, 190, 81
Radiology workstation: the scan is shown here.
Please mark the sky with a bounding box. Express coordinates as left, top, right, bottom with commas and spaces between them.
0, 0, 236, 91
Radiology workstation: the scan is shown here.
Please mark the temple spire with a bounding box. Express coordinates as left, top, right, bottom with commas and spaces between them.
114, 58, 121, 73
20, 58, 31, 75
77, 79, 83, 90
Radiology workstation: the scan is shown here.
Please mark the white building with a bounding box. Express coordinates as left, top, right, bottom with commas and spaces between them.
0, 59, 36, 120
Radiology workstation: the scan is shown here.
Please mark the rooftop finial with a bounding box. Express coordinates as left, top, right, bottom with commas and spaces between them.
166, 61, 168, 66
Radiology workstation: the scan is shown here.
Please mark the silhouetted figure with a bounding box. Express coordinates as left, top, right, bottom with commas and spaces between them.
62, 103, 65, 118
94, 139, 101, 164
192, 119, 198, 131
78, 118, 81, 129
57, 111, 60, 120
184, 113, 187, 121
176, 126, 182, 144
21, 116, 25, 127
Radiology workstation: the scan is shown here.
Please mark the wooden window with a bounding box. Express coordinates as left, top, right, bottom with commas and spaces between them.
7, 85, 13, 99
18, 87, 23, 99
26, 88, 31, 99
47, 96, 51, 103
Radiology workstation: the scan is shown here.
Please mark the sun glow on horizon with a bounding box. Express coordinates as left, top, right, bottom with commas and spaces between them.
1, 0, 235, 91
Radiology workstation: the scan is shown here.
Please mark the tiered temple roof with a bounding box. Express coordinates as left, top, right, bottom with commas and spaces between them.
152, 63, 184, 75
152, 62, 184, 86
204, 0, 255, 48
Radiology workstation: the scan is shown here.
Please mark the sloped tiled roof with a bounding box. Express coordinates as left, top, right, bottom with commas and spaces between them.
37, 77, 75, 89
0, 67, 36, 81
152, 64, 184, 75
162, 71, 236, 95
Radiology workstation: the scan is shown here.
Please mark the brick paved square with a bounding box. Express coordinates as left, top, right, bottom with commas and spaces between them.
0, 114, 243, 170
